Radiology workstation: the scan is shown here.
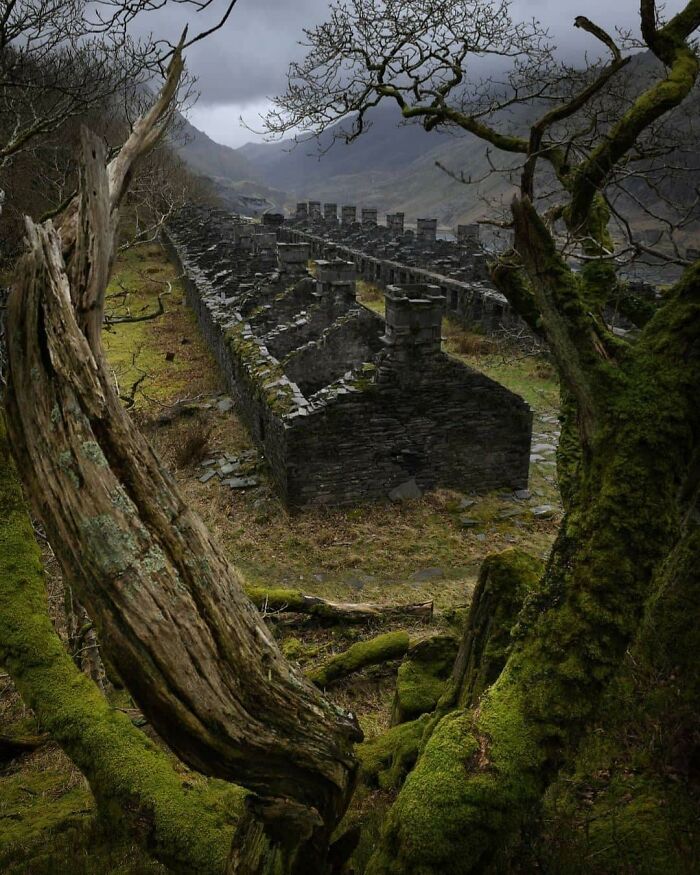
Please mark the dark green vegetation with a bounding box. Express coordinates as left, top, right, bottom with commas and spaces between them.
3, 1, 700, 870
261, 0, 700, 870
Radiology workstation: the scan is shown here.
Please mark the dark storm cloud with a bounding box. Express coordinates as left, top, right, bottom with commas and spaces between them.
132, 0, 332, 106
133, 0, 686, 146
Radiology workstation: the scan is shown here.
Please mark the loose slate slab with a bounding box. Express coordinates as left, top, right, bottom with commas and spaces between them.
223, 476, 260, 489
389, 478, 423, 502
219, 462, 242, 476
459, 517, 480, 528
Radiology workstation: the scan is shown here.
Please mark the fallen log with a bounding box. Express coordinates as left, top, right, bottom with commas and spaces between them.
247, 587, 433, 625
308, 631, 410, 687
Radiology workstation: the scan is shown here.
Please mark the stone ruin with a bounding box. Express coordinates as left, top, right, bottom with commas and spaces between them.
280, 202, 521, 332
163, 206, 532, 509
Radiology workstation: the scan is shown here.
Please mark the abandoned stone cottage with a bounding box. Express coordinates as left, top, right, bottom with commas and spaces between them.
163, 206, 532, 509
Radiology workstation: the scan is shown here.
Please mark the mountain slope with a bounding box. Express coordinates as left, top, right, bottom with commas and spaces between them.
239, 102, 529, 224
175, 114, 260, 183
236, 52, 700, 229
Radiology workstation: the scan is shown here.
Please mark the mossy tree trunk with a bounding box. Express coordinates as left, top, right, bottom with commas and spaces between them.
0, 419, 243, 875
366, 8, 700, 871
368, 215, 700, 875
3, 46, 359, 873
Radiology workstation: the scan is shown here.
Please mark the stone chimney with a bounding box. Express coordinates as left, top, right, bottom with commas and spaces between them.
323, 203, 338, 222
361, 207, 378, 226
456, 223, 480, 246
277, 242, 310, 274
232, 223, 254, 252
386, 212, 405, 235
341, 205, 357, 224
416, 218, 437, 244
382, 284, 445, 366
295, 202, 308, 219
252, 230, 278, 254
314, 259, 357, 307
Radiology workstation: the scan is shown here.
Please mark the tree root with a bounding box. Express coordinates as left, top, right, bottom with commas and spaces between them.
308, 631, 410, 687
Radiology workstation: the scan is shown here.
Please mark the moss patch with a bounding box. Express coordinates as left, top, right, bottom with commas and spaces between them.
309, 631, 410, 687
392, 636, 459, 724
357, 717, 429, 791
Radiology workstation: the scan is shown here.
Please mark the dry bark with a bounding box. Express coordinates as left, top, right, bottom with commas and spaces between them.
4, 44, 359, 869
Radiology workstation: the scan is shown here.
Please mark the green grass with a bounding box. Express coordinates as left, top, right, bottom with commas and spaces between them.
103, 243, 221, 410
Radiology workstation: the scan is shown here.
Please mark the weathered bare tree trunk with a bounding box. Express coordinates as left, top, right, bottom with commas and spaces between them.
4, 45, 359, 871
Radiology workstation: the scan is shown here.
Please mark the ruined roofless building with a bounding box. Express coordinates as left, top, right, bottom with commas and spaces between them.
416, 218, 438, 243
164, 207, 532, 508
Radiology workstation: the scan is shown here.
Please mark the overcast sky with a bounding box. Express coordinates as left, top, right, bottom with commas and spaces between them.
136, 0, 690, 148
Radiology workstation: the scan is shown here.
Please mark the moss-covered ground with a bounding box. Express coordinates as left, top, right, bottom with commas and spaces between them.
1, 240, 562, 872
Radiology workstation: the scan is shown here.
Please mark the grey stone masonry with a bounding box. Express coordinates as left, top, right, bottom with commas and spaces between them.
416, 218, 438, 243
163, 206, 532, 508
387, 212, 405, 235
279, 217, 521, 334
383, 285, 444, 364
262, 212, 285, 227
277, 242, 310, 274
341, 205, 357, 225
361, 207, 378, 226
457, 223, 480, 245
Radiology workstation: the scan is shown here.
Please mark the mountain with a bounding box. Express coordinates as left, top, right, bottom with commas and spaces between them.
174, 51, 699, 236
172, 115, 288, 216
235, 52, 700, 232
238, 104, 522, 226
175, 114, 259, 183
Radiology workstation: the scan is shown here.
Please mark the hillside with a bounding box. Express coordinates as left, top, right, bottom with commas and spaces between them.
239, 104, 523, 225
173, 53, 699, 237
235, 52, 700, 231
173, 114, 288, 215
175, 114, 260, 182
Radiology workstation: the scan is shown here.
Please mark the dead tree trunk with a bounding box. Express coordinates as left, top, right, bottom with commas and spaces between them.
248, 586, 433, 624
0, 423, 241, 873
4, 46, 359, 871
